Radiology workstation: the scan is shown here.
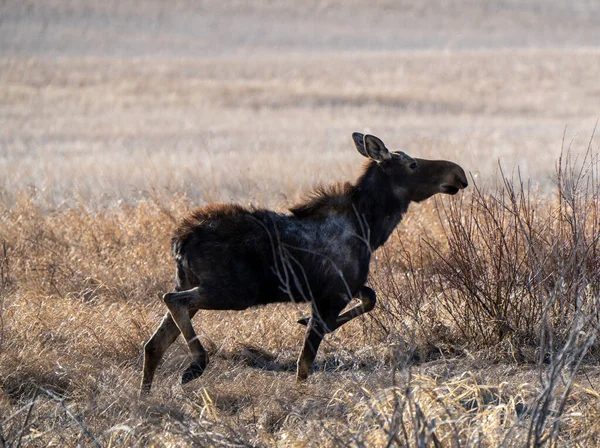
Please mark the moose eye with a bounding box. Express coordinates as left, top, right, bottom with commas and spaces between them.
409, 162, 417, 170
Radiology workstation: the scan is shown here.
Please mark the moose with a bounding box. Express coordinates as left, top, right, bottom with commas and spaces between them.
140, 133, 468, 394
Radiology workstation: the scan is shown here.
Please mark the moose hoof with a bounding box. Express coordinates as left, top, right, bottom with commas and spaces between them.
296, 363, 310, 382
139, 383, 152, 397
297, 316, 310, 326
182, 361, 206, 384
296, 371, 309, 382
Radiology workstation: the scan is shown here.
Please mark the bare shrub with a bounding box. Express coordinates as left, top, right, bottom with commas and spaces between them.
372, 136, 600, 359
366, 137, 600, 446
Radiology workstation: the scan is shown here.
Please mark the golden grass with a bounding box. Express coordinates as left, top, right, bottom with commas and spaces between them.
3, 161, 600, 446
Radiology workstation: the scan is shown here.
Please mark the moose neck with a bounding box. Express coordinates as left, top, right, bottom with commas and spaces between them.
352, 162, 410, 250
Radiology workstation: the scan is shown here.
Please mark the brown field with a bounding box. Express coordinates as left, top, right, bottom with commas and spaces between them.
2, 1, 600, 446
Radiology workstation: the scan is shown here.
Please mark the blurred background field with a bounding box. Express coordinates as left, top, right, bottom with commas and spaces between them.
2, 1, 600, 446
2, 0, 600, 207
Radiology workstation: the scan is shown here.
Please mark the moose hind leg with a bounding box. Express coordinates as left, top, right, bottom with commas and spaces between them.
163, 287, 211, 384
140, 312, 182, 395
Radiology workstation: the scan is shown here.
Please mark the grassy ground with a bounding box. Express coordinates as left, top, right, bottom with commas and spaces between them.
2, 166, 600, 446
2, 1, 600, 446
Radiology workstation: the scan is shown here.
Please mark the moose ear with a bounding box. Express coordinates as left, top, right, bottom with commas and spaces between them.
363, 134, 391, 162
352, 132, 369, 158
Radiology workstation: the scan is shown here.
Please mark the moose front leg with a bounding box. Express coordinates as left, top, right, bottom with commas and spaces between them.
297, 286, 376, 332
296, 306, 339, 381
297, 317, 327, 381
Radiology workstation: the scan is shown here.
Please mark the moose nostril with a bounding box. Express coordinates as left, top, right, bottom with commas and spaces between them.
459, 179, 468, 188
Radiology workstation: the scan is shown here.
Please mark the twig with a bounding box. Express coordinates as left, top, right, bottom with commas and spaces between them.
1, 240, 6, 289
15, 388, 38, 448
37, 386, 101, 448
0, 240, 7, 350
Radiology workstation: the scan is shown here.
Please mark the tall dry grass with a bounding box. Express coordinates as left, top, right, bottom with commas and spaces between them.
1, 139, 600, 446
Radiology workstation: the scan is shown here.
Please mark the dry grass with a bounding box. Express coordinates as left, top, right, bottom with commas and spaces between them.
2, 145, 600, 446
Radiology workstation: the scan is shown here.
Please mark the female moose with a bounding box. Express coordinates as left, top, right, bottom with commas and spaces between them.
141, 133, 468, 394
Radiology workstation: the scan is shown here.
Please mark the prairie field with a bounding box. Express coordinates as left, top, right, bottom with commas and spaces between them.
2, 1, 600, 446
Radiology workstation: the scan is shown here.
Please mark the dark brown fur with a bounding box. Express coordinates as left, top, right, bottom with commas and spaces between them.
289, 182, 355, 219
140, 133, 468, 394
